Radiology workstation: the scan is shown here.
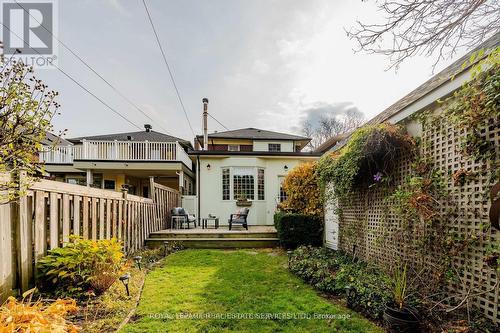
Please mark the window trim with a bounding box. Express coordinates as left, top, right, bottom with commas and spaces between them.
268, 143, 281, 152
221, 167, 266, 201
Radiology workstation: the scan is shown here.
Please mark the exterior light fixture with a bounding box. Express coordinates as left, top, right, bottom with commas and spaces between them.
133, 256, 142, 270
284, 165, 288, 171
163, 241, 170, 256
119, 273, 131, 296
206, 164, 211, 170
287, 250, 293, 268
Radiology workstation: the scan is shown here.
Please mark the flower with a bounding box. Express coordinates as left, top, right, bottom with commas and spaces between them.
373, 172, 383, 182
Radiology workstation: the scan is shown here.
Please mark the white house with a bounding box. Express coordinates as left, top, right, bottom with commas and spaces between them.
189, 128, 321, 226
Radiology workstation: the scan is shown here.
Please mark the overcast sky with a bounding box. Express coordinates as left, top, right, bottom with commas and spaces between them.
29, 0, 472, 141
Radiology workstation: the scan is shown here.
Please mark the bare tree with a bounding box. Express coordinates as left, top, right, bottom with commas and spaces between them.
302, 110, 364, 150
348, 0, 500, 70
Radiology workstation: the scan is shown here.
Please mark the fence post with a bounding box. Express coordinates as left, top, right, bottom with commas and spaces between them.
17, 170, 31, 292
121, 187, 128, 252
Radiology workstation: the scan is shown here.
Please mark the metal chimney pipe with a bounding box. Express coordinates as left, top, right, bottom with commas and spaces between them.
202, 98, 209, 150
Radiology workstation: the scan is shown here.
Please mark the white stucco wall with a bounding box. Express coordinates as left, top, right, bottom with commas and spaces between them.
253, 141, 294, 152
197, 156, 316, 225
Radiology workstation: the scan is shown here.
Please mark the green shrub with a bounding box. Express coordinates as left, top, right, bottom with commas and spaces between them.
289, 246, 391, 320
274, 213, 323, 249
37, 237, 124, 298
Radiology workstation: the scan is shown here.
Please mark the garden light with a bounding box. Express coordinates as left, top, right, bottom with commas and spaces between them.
133, 256, 142, 270
163, 241, 170, 256
287, 250, 292, 268
119, 273, 131, 296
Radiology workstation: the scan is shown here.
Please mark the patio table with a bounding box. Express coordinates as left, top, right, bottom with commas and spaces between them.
202, 216, 219, 229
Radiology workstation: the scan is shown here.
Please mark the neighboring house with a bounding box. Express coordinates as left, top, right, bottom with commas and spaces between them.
190, 128, 321, 226
40, 125, 194, 196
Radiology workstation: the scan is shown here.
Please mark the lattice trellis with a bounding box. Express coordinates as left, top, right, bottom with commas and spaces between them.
334, 109, 500, 323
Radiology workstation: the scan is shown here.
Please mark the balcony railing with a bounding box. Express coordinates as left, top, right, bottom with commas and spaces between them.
40, 140, 192, 169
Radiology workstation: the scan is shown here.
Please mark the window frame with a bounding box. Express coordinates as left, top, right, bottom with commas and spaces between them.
268, 143, 281, 152
221, 167, 266, 201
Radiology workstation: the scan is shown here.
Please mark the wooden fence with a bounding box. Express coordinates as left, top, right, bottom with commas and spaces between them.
0, 173, 179, 302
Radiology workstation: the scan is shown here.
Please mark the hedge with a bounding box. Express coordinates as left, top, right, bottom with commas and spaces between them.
274, 212, 323, 249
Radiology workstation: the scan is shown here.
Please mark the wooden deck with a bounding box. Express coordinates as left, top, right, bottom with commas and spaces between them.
146, 226, 279, 248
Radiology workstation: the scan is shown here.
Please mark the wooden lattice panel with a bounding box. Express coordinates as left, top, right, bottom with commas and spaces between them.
335, 111, 500, 323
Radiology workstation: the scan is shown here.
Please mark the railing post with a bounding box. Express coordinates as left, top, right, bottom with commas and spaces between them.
82, 139, 87, 159
114, 140, 118, 159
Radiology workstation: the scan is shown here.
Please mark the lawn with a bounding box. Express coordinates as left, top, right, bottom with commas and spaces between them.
121, 249, 383, 333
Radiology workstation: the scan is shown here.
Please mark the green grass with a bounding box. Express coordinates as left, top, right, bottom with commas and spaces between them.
121, 249, 383, 333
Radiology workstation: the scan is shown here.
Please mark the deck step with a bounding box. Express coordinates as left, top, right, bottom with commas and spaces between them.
145, 237, 279, 249
149, 232, 278, 239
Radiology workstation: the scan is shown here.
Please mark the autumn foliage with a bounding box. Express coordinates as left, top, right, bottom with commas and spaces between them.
0, 295, 79, 332
280, 162, 322, 216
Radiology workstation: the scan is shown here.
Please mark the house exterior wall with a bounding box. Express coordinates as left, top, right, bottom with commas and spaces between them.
253, 141, 294, 152
198, 156, 314, 225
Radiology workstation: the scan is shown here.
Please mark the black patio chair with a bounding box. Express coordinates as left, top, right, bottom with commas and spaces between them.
170, 207, 196, 229
228, 208, 249, 230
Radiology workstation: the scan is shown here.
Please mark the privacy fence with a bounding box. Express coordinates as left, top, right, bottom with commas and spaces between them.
326, 108, 499, 323
0, 173, 179, 302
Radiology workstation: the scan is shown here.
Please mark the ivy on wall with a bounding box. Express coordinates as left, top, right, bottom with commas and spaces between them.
317, 123, 415, 201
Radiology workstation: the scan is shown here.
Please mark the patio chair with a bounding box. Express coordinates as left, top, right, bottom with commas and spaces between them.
170, 207, 196, 229
228, 208, 249, 230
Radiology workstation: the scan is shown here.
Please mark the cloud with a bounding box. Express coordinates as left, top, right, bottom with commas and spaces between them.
299, 102, 363, 126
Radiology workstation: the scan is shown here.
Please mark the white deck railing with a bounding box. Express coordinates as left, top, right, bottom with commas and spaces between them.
40, 140, 192, 168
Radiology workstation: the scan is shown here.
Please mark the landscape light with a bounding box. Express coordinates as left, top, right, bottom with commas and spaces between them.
133, 256, 142, 270
163, 241, 170, 256
287, 250, 293, 268
119, 273, 131, 296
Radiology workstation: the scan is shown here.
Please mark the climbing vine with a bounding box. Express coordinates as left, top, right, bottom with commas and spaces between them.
317, 123, 415, 201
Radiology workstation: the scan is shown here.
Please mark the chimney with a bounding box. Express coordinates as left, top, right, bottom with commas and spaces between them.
202, 98, 209, 150
144, 124, 152, 132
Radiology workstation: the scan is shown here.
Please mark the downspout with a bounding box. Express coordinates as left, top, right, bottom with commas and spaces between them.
197, 155, 201, 226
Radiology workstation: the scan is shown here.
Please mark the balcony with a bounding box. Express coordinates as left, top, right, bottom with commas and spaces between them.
40, 140, 192, 169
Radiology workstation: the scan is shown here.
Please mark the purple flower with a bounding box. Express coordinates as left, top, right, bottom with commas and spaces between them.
373, 172, 383, 182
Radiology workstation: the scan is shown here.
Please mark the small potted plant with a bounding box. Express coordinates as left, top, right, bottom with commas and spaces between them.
383, 263, 420, 332
236, 194, 252, 207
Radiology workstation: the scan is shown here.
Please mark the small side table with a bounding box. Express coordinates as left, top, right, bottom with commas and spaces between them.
202, 217, 219, 229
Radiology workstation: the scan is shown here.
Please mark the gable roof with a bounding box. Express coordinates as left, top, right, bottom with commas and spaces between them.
313, 133, 350, 154
197, 128, 310, 141
69, 130, 192, 148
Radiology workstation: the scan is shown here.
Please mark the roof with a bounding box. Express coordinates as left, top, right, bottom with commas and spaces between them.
196, 128, 310, 141
43, 132, 72, 146
366, 32, 500, 126
69, 130, 192, 148
313, 133, 349, 154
